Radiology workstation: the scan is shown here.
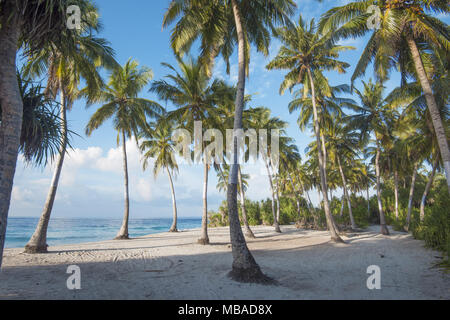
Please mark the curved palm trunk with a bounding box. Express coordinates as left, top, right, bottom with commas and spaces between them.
407, 36, 450, 194
115, 131, 130, 240
167, 169, 178, 232
307, 68, 342, 242
420, 158, 438, 222
0, 15, 22, 269
198, 163, 210, 244
394, 170, 399, 220
405, 163, 418, 231
375, 143, 389, 235
227, 0, 268, 283
238, 167, 255, 238
264, 159, 281, 233
337, 157, 356, 229
25, 82, 67, 253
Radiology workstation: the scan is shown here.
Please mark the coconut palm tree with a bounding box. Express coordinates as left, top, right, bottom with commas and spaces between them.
150, 56, 232, 245
140, 120, 179, 232
163, 0, 296, 282
386, 56, 449, 221
325, 115, 360, 230
86, 59, 163, 240
214, 88, 256, 238
349, 79, 396, 235
247, 107, 286, 233
279, 140, 303, 220
320, 0, 450, 193
24, 11, 118, 253
267, 16, 355, 242
0, 0, 95, 269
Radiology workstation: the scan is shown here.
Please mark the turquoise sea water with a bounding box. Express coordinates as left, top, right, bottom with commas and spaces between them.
5, 217, 202, 249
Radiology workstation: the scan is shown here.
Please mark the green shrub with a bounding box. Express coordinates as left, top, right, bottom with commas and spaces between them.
411, 177, 450, 262
244, 199, 262, 226
260, 198, 273, 225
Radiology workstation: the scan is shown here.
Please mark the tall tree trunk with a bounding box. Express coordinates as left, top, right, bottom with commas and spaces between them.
420, 158, 438, 222
339, 194, 345, 217
198, 163, 209, 244
25, 80, 67, 253
269, 158, 281, 225
226, 0, 268, 283
238, 167, 255, 238
167, 169, 178, 232
394, 169, 399, 221
407, 36, 450, 194
405, 163, 418, 231
375, 143, 389, 235
0, 14, 22, 269
264, 159, 281, 233
337, 157, 356, 229
275, 178, 281, 224
307, 68, 342, 242
115, 131, 130, 240
367, 185, 370, 218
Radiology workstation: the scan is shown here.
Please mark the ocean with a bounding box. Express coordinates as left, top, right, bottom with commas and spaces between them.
4, 217, 202, 249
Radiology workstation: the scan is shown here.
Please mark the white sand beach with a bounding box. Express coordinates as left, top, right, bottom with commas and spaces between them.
0, 225, 448, 300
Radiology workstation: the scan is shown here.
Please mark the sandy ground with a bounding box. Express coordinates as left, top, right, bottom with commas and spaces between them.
0, 225, 448, 300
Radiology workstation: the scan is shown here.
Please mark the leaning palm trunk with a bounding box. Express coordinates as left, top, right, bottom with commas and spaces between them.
226, 0, 268, 283
167, 169, 178, 232
375, 143, 389, 235
198, 163, 209, 244
337, 157, 356, 230
115, 130, 130, 240
307, 68, 342, 242
407, 36, 450, 194
264, 159, 281, 233
0, 15, 22, 269
25, 82, 67, 253
420, 158, 438, 222
238, 167, 255, 238
405, 163, 418, 231
394, 170, 399, 220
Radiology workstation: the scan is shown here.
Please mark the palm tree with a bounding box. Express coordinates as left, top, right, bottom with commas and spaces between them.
0, 0, 95, 269
386, 59, 449, 221
247, 107, 285, 233
86, 59, 162, 240
150, 56, 231, 245
215, 91, 257, 238
267, 16, 355, 242
320, 0, 450, 193
24, 10, 118, 253
140, 120, 179, 232
279, 140, 303, 221
163, 0, 296, 282
325, 115, 360, 230
350, 80, 395, 235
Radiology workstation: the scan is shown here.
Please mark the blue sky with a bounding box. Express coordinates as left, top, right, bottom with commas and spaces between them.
10, 1, 449, 219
